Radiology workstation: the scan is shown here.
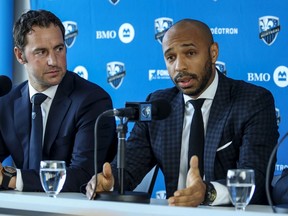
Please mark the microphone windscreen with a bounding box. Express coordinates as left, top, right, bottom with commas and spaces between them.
152, 99, 171, 120
0, 75, 12, 97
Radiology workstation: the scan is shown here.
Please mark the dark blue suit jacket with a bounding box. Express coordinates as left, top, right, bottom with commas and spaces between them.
111, 72, 279, 204
0, 71, 117, 192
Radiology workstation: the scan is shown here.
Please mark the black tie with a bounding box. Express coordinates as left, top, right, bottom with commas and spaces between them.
29, 93, 47, 170
188, 99, 205, 178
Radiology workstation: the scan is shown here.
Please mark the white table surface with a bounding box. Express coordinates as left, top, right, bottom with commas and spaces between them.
0, 191, 285, 216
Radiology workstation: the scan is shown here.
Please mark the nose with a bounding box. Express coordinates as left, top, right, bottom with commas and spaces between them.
47, 52, 57, 66
175, 57, 188, 72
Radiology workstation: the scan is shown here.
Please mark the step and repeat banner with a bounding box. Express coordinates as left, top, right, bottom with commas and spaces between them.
30, 0, 288, 197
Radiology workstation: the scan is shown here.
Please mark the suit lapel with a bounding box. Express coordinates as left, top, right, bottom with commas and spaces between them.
43, 73, 72, 154
162, 91, 184, 193
14, 83, 30, 168
204, 72, 234, 181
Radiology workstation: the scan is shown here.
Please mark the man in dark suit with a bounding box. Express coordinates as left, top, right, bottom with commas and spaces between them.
85, 19, 279, 206
0, 10, 117, 192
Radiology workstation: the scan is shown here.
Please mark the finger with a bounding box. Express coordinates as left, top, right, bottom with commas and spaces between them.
168, 193, 200, 207
102, 162, 112, 178
189, 155, 200, 176
85, 177, 96, 199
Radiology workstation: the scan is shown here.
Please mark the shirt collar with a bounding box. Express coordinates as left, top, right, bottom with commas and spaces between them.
28, 82, 59, 101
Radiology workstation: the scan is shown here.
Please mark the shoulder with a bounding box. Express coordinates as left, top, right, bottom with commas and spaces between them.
220, 73, 274, 102
64, 71, 110, 96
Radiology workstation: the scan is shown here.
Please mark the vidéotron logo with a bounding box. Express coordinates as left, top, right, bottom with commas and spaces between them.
73, 66, 88, 80
107, 61, 126, 89
96, 23, 135, 44
273, 66, 288, 87
259, 16, 281, 46
63, 21, 78, 48
154, 17, 173, 44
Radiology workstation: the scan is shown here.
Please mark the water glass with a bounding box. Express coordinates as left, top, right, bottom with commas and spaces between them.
227, 169, 255, 211
40, 160, 66, 198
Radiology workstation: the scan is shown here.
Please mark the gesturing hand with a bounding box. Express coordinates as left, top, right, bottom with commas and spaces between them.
168, 156, 206, 207
86, 162, 114, 200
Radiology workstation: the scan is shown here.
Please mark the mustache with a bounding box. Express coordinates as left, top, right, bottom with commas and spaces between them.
174, 71, 198, 82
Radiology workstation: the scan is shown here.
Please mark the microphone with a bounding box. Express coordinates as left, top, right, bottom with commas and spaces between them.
92, 99, 171, 203
103, 99, 171, 121
0, 75, 12, 97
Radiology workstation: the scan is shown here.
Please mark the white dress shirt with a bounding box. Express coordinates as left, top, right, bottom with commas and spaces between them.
15, 83, 58, 191
177, 72, 230, 205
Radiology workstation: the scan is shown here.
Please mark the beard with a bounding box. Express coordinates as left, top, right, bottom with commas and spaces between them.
173, 57, 213, 97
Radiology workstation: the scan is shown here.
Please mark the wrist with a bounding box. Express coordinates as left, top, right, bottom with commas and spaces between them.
202, 181, 217, 205
1, 166, 16, 190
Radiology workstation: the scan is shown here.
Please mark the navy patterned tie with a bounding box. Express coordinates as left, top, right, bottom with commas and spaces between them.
29, 93, 47, 170
188, 99, 205, 178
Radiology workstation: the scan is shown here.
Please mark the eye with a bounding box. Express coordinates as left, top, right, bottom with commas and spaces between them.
34, 49, 46, 56
187, 50, 196, 56
165, 54, 175, 63
56, 45, 65, 52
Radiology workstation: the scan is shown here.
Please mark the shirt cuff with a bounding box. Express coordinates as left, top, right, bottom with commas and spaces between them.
15, 169, 23, 191
210, 181, 231, 205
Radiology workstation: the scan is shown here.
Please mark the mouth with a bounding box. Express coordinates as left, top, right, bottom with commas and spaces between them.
46, 70, 60, 77
175, 75, 197, 89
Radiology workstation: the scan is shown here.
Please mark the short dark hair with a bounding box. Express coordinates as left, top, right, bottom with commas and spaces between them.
13, 9, 65, 50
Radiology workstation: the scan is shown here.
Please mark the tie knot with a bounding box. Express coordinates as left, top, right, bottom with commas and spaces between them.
189, 99, 205, 110
31, 93, 47, 105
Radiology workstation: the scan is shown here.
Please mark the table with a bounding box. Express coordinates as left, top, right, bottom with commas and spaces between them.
0, 191, 285, 216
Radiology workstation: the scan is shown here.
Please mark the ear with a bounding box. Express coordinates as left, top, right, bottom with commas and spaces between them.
209, 42, 219, 64
14, 47, 26, 64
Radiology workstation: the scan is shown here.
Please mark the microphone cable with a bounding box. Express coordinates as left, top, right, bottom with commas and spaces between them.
265, 131, 288, 213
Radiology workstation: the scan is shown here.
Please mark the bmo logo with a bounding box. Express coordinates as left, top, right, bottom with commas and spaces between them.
247, 73, 270, 82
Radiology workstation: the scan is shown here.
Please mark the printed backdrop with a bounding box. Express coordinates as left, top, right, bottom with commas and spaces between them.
29, 0, 287, 197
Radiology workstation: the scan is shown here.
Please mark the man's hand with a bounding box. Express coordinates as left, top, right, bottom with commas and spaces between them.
168, 156, 206, 207
86, 162, 114, 200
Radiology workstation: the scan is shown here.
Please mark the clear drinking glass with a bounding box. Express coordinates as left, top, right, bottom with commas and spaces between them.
40, 160, 66, 198
227, 169, 255, 211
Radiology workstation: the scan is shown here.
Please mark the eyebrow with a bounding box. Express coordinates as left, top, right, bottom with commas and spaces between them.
164, 43, 196, 56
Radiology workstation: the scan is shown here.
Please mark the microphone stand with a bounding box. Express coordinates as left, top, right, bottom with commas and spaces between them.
95, 116, 150, 203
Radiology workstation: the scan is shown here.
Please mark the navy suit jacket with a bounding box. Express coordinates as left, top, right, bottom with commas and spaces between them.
0, 71, 117, 192
111, 72, 279, 204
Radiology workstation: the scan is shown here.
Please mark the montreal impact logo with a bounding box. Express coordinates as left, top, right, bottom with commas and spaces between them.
259, 16, 280, 46
107, 61, 126, 89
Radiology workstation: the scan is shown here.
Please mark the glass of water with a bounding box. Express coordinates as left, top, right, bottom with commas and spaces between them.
227, 169, 255, 211
40, 160, 66, 198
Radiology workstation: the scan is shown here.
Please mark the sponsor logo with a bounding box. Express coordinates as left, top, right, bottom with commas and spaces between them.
73, 66, 88, 80
154, 17, 173, 44
275, 164, 288, 172
259, 16, 280, 46
273, 65, 288, 87
63, 21, 78, 48
215, 61, 227, 76
108, 0, 120, 5
96, 23, 135, 44
148, 69, 170, 81
107, 61, 126, 89
118, 23, 135, 43
247, 73, 271, 82
210, 27, 238, 35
